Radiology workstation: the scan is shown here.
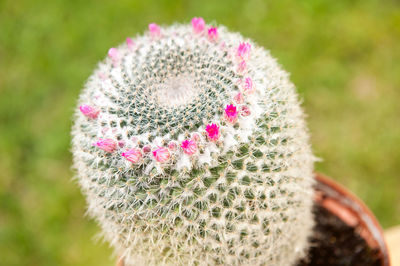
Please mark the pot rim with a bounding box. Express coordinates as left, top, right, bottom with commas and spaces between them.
315, 172, 390, 266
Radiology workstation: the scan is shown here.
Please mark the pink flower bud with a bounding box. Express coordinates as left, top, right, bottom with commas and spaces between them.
79, 105, 100, 119
237, 60, 247, 73
237, 42, 251, 60
240, 105, 251, 117
149, 23, 161, 39
243, 77, 254, 94
191, 17, 205, 34
94, 138, 117, 153
233, 92, 244, 104
168, 141, 177, 150
192, 133, 200, 142
108, 48, 118, 61
152, 147, 170, 163
181, 139, 197, 155
207, 27, 218, 42
142, 145, 151, 153
121, 148, 142, 164
126, 37, 135, 50
205, 123, 220, 142
224, 104, 238, 124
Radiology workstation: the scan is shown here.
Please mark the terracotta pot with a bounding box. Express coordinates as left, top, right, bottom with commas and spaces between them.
118, 173, 390, 266
315, 173, 390, 266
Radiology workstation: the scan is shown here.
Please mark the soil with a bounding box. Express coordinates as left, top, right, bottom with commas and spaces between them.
296, 205, 382, 266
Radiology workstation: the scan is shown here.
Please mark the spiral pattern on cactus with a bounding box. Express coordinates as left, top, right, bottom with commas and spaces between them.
72, 19, 315, 266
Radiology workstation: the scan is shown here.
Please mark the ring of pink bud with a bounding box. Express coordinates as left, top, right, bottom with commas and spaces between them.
91, 18, 260, 169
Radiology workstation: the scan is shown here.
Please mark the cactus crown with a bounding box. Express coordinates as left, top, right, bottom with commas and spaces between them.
72, 18, 315, 266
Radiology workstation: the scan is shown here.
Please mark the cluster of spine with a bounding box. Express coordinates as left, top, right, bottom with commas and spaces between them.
72, 17, 315, 266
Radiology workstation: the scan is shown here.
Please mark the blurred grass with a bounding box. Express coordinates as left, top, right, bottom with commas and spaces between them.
0, 0, 399, 265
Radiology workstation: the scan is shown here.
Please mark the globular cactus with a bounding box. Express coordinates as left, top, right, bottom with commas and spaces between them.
72, 18, 315, 266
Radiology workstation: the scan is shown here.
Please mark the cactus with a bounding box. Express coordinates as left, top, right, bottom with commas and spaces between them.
71, 18, 315, 266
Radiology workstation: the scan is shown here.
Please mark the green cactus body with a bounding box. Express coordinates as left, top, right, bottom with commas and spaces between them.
72, 20, 315, 266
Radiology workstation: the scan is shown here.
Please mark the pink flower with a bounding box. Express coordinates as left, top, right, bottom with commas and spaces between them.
207, 27, 218, 42
237, 60, 247, 73
108, 48, 118, 61
126, 37, 135, 50
205, 123, 220, 142
240, 105, 251, 117
237, 42, 251, 60
79, 104, 100, 119
191, 17, 205, 33
121, 148, 142, 164
224, 104, 238, 124
152, 147, 170, 163
149, 23, 161, 39
243, 77, 254, 94
94, 138, 117, 153
181, 139, 197, 155
233, 92, 244, 104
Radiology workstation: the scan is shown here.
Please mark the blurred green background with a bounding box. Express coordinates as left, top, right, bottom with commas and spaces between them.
1, 0, 399, 265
